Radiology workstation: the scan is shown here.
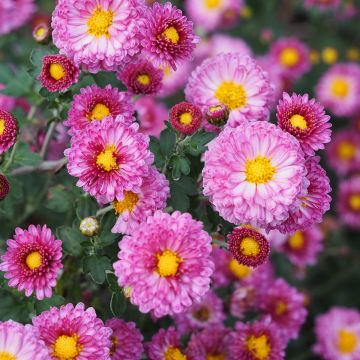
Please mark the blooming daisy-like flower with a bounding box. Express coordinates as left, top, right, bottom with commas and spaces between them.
117, 59, 163, 95
173, 290, 225, 335
185, 53, 273, 127
0, 320, 48, 360
114, 210, 214, 317
0, 109, 18, 154
32, 303, 112, 360
33, 22, 51, 43
228, 318, 286, 360
170, 101, 202, 135
202, 121, 306, 228
112, 166, 169, 234
316, 63, 360, 117
305, 0, 340, 11
259, 278, 307, 341
313, 307, 360, 360
145, 327, 187, 360
64, 84, 134, 135
105, 318, 143, 360
0, 224, 62, 300
0, 174, 10, 201
209, 34, 253, 58
228, 227, 270, 267
52, 0, 145, 72
276, 92, 332, 156
38, 55, 80, 92
65, 117, 153, 203
139, 2, 199, 70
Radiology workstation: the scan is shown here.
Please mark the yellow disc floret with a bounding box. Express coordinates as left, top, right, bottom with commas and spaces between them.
290, 114, 308, 130
137, 74, 151, 86
288, 231, 305, 250
246, 335, 271, 360
245, 156, 276, 184
337, 141, 356, 161
215, 81, 247, 110
87, 6, 113, 38
331, 78, 349, 98
96, 145, 118, 172
240, 237, 260, 257
0, 119, 5, 136
280, 47, 300, 67
52, 335, 81, 360
206, 354, 225, 360
49, 63, 66, 81
113, 191, 139, 214
204, 0, 222, 9
0, 352, 16, 360
89, 103, 110, 122
179, 112, 193, 125
25, 251, 42, 270
349, 194, 360, 211
157, 250, 182, 277
164, 346, 187, 360
162, 27, 180, 44
275, 301, 287, 315
229, 260, 252, 279
338, 329, 358, 354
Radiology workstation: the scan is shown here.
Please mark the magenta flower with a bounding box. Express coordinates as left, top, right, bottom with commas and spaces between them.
0, 109, 18, 154
169, 101, 202, 135
0, 84, 16, 111
0, 174, 10, 201
305, 0, 340, 11
209, 34, 253, 58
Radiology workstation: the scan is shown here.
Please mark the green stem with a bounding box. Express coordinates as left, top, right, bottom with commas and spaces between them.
40, 121, 56, 158
3, 141, 19, 172
26, 105, 36, 121
96, 204, 113, 217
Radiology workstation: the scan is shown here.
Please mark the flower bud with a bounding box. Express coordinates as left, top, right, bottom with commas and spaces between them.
205, 104, 229, 127
79, 217, 100, 237
0, 174, 10, 201
33, 23, 51, 43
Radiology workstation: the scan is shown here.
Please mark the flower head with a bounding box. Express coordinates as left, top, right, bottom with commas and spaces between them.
170, 101, 202, 135
205, 104, 230, 127
0, 174, 10, 201
33, 22, 51, 43
0, 109, 18, 154
209, 33, 253, 58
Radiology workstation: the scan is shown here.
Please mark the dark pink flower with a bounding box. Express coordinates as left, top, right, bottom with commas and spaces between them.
0, 109, 18, 154
170, 101, 202, 135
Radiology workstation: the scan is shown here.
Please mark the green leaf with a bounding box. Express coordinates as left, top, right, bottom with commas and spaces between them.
107, 273, 121, 293
35, 294, 65, 314
149, 136, 165, 169
12, 142, 42, 167
91, 72, 123, 88
98, 212, 118, 246
110, 292, 127, 317
83, 255, 112, 284
186, 131, 216, 156
169, 186, 190, 212
76, 196, 98, 220
160, 128, 176, 157
0, 67, 33, 97
174, 176, 198, 196
56, 226, 84, 256
46, 185, 73, 213
0, 64, 13, 83
178, 157, 191, 175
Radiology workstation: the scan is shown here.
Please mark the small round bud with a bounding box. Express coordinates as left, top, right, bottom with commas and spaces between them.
170, 102, 202, 135
33, 23, 51, 44
79, 217, 100, 237
0, 174, 10, 201
123, 286, 131, 298
206, 104, 229, 127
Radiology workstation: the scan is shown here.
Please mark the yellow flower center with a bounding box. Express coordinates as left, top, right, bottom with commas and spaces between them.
162, 26, 180, 44
179, 112, 193, 125
87, 6, 113, 38
110, 336, 118, 355
309, 49, 320, 64
0, 119, 5, 136
331, 78, 349, 98
349, 194, 360, 211
52, 335, 81, 360
157, 250, 182, 277
206, 354, 224, 360
137, 74, 151, 86
0, 352, 16, 360
96, 145, 118, 172
113, 191, 139, 214
338, 330, 358, 354
322, 47, 338, 65
36, 27, 46, 37
290, 114, 307, 130
240, 237, 260, 257
288, 231, 304, 250
193, 307, 210, 322
337, 141, 356, 161
89, 103, 110, 122
347, 47, 360, 62
245, 156, 276, 184
275, 301, 287, 315
279, 47, 300, 67
164, 346, 187, 360
49, 63, 66, 81
215, 81, 247, 110
204, 0, 222, 9
229, 260, 252, 279
25, 251, 42, 270
246, 335, 271, 360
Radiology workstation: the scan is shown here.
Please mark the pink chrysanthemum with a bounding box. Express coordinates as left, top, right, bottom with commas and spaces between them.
0, 174, 10, 201
0, 109, 18, 154
337, 176, 360, 229
185, 53, 273, 128
0, 224, 62, 300
209, 34, 253, 58
139, 2, 199, 70
145, 327, 187, 360
269, 37, 311, 80
52, 0, 144, 72
259, 278, 307, 341
105, 318, 143, 360
169, 101, 202, 135
173, 290, 225, 335
0, 0, 35, 35
316, 63, 360, 117
326, 129, 360, 175
276, 92, 332, 156
313, 307, 360, 360
0, 84, 16, 111
134, 97, 167, 138
203, 121, 306, 228
305, 0, 341, 11
38, 54, 80, 92
64, 84, 134, 136
32, 303, 112, 360
228, 318, 286, 360
0, 320, 48, 359
186, 326, 231, 360
65, 117, 153, 203
111, 166, 169, 234
114, 210, 214, 318
230, 284, 262, 319
117, 59, 163, 95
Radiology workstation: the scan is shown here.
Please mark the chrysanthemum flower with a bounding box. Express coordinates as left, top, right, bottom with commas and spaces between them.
316, 63, 360, 117
105, 318, 143, 360
52, 0, 145, 72
269, 37, 311, 80
114, 211, 214, 317
203, 121, 306, 228
185, 53, 273, 127
173, 290, 225, 335
259, 278, 307, 341
305, 0, 340, 11
228, 227, 270, 267
64, 84, 134, 135
0, 320, 48, 359
205, 104, 230, 127
0, 224, 62, 300
32, 303, 112, 360
276, 92, 332, 156
228, 318, 286, 360
313, 307, 360, 360
33, 22, 51, 43
209, 34, 253, 58
186, 326, 231, 360
0, 109, 18, 154
117, 59, 163, 95
169, 101, 202, 135
326, 130, 360, 175
0, 174, 10, 201
65, 117, 153, 203
139, 2, 199, 70
38, 55, 80, 92
112, 167, 169, 234
145, 327, 187, 360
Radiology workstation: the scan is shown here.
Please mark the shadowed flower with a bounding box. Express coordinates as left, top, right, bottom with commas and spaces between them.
0, 109, 18, 154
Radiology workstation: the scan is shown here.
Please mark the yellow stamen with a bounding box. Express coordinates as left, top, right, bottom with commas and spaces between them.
288, 231, 304, 250
164, 346, 187, 360
113, 191, 139, 214
49, 63, 66, 81
246, 335, 271, 360
96, 145, 118, 172
275, 301, 287, 315
309, 49, 320, 64
25, 251, 42, 270
240, 237, 260, 257
289, 114, 307, 130
322, 47, 338, 65
87, 6, 113, 38
204, 0, 221, 9
157, 250, 182, 277
349, 194, 360, 211
179, 112, 193, 125
193, 307, 210, 322
229, 259, 252, 279
338, 329, 357, 354
280, 47, 300, 67
162, 26, 180, 44
89, 103, 110, 122
346, 47, 360, 62
0, 352, 16, 360
206, 354, 225, 360
331, 78, 349, 98
52, 335, 81, 360
137, 74, 151, 86
245, 156, 276, 184
337, 141, 356, 161
215, 81, 247, 110
36, 27, 46, 37
0, 119, 5, 136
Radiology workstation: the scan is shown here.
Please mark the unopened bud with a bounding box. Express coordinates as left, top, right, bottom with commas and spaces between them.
206, 104, 229, 127
80, 217, 100, 237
